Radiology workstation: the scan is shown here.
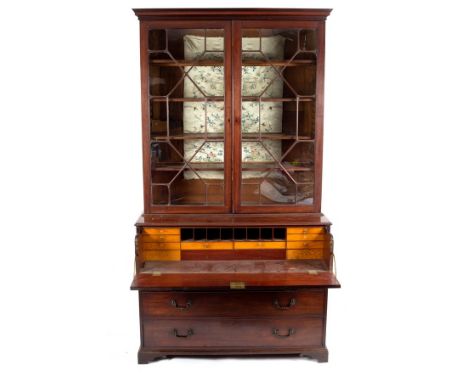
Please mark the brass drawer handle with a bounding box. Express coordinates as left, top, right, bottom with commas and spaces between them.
273, 298, 296, 310
173, 328, 194, 338
171, 299, 192, 310
272, 328, 295, 338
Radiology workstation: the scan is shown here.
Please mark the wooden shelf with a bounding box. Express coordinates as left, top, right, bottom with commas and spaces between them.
152, 163, 225, 172
243, 59, 315, 67
152, 134, 225, 141
151, 133, 313, 141
149, 95, 315, 102
152, 162, 312, 172
150, 96, 224, 102
149, 59, 315, 67
242, 96, 315, 102
150, 59, 224, 66
150, 96, 315, 102
242, 162, 314, 172
242, 133, 313, 140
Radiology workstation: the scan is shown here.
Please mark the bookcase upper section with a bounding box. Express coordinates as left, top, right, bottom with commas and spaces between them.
134, 9, 331, 214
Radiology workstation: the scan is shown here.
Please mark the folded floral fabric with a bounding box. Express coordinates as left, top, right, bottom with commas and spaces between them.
183, 34, 285, 179
183, 140, 281, 180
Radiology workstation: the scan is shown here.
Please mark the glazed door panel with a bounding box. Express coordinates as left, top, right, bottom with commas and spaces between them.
233, 20, 324, 213
141, 21, 232, 213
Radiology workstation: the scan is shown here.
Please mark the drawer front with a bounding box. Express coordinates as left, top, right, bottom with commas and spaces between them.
142, 228, 180, 235
141, 242, 181, 251
233, 241, 286, 250
287, 233, 327, 241
181, 242, 234, 250
140, 290, 325, 317
141, 250, 181, 261
142, 317, 323, 348
140, 234, 180, 243
287, 249, 324, 260
287, 227, 325, 235
287, 241, 328, 249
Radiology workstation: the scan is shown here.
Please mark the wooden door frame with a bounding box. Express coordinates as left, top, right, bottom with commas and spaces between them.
140, 20, 233, 214
232, 20, 325, 213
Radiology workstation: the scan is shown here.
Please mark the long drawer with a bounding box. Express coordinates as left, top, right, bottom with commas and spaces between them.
140, 290, 325, 317
142, 317, 324, 348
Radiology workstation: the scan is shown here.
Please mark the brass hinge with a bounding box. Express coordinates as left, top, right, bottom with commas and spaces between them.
230, 281, 245, 289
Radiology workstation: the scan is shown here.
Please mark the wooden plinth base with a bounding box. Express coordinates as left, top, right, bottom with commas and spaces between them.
137, 347, 329, 364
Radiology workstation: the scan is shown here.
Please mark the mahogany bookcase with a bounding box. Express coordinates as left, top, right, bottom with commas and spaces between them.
131, 8, 340, 364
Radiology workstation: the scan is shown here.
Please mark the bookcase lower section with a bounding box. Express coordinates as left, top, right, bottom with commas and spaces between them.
136, 289, 331, 363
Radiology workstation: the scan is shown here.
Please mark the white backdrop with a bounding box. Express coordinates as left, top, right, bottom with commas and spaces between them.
1, 1, 467, 381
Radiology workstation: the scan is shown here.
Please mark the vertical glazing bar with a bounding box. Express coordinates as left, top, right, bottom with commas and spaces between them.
166, 97, 170, 137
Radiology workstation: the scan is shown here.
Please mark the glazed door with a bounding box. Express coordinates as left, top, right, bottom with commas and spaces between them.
232, 20, 324, 213
142, 21, 232, 213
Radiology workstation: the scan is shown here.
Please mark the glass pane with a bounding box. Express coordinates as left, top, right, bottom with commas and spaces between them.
148, 29, 226, 206
241, 28, 317, 206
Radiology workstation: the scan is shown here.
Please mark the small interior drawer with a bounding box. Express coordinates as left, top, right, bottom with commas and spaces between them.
140, 242, 181, 250
233, 241, 286, 250
287, 249, 324, 259
287, 241, 328, 249
140, 250, 181, 261
287, 233, 327, 241
181, 242, 234, 250
140, 234, 181, 243
287, 227, 325, 234
142, 228, 180, 235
